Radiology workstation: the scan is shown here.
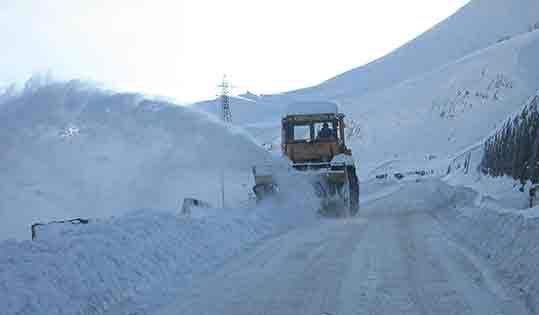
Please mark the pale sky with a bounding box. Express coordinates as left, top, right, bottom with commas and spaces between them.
0, 0, 469, 102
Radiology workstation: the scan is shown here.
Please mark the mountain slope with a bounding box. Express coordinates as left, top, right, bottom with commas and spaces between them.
192, 0, 539, 179
345, 30, 539, 174
284, 0, 539, 101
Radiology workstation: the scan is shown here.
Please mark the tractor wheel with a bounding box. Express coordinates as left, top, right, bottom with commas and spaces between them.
346, 166, 360, 216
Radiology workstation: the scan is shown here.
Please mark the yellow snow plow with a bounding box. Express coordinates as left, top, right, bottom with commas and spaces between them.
253, 101, 359, 216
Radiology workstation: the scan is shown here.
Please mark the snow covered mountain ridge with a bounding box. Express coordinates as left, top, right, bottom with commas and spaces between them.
285, 0, 539, 101
192, 0, 539, 179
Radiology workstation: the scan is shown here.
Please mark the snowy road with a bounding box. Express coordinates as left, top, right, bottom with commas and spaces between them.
156, 181, 531, 315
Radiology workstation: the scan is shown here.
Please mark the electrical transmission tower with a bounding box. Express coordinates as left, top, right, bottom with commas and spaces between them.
216, 75, 235, 209
217, 75, 233, 123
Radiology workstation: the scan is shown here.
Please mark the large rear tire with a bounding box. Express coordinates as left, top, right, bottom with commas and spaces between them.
346, 166, 360, 216
313, 168, 359, 217
253, 184, 278, 203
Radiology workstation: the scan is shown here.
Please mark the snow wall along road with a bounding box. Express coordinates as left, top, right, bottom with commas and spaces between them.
0, 80, 269, 240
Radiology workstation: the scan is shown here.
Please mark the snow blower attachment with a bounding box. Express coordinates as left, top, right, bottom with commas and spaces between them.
252, 101, 359, 216
252, 163, 279, 202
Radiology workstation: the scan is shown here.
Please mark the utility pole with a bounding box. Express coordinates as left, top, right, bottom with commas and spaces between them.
217, 74, 233, 123
217, 75, 234, 208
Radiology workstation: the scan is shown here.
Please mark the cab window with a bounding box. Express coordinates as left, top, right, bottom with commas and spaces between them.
314, 121, 338, 141
293, 125, 311, 142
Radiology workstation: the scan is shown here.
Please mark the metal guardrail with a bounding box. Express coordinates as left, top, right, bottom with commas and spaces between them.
446, 143, 484, 176
373, 169, 435, 181
31, 218, 90, 240
181, 198, 212, 215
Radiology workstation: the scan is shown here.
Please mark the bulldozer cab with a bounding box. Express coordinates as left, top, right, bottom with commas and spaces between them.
282, 102, 350, 168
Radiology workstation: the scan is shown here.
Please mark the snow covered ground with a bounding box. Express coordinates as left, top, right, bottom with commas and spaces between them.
0, 194, 318, 315
441, 161, 539, 313
4, 174, 539, 314
441, 200, 539, 314
4, 175, 539, 314
3, 0, 539, 313
148, 177, 538, 315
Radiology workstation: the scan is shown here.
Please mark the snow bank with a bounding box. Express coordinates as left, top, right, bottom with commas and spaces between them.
0, 80, 269, 240
437, 175, 539, 312
0, 154, 319, 314
363, 178, 539, 311
442, 205, 539, 312
0, 201, 316, 315
441, 140, 539, 310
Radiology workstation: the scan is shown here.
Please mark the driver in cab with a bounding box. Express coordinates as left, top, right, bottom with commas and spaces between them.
317, 122, 335, 140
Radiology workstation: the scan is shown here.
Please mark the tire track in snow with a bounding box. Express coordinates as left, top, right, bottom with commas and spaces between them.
396, 213, 432, 315
153, 180, 533, 315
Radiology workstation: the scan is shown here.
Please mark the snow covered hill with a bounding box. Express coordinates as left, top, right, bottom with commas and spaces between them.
346, 30, 539, 175
0, 80, 269, 240
284, 0, 539, 102
193, 0, 539, 179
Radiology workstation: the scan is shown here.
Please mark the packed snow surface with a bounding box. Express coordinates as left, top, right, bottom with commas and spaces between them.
151, 178, 539, 315
0, 198, 317, 314
3, 162, 539, 314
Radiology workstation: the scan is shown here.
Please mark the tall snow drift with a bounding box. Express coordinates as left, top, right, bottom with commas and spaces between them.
0, 202, 316, 315
0, 80, 268, 240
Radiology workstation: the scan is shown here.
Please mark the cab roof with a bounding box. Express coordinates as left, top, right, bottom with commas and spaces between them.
284, 101, 340, 116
